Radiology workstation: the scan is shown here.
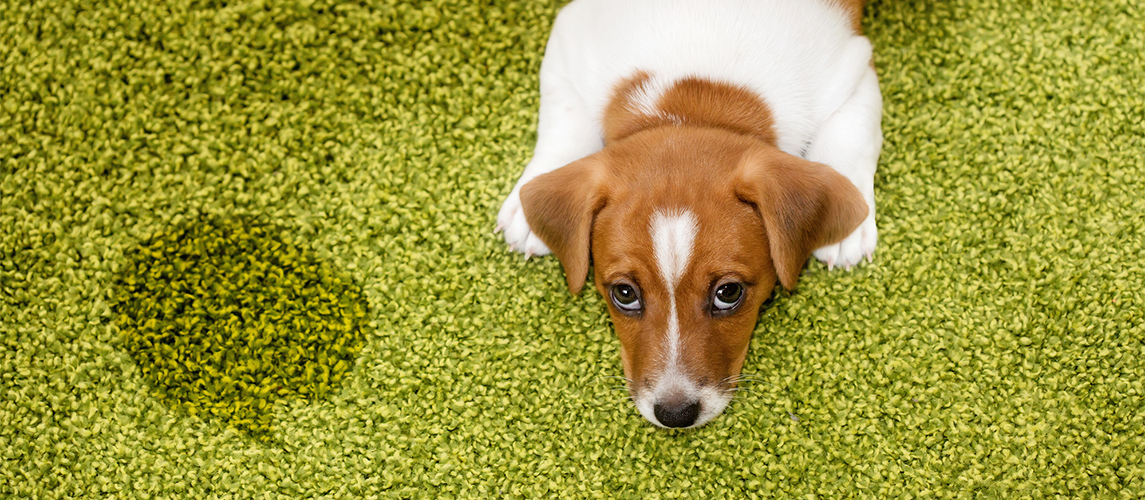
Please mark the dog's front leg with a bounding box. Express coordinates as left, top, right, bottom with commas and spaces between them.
497, 43, 604, 258
806, 65, 883, 270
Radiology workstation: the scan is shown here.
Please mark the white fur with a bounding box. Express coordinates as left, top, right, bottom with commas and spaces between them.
651, 208, 698, 291
498, 0, 881, 267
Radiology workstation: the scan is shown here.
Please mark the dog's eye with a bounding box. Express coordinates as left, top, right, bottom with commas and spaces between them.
712, 283, 744, 312
610, 284, 642, 312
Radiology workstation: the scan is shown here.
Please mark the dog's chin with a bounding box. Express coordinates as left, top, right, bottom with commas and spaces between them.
632, 385, 734, 430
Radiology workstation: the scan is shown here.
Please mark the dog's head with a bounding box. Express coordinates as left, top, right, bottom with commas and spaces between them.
521, 127, 866, 428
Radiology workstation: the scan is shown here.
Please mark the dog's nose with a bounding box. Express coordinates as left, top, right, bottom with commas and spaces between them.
654, 400, 701, 428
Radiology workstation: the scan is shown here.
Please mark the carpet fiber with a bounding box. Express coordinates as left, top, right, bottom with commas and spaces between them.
1, 0, 1143, 497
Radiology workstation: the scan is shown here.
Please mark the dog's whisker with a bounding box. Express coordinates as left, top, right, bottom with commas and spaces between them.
599, 377, 633, 382
721, 385, 762, 400
592, 375, 634, 385
722, 375, 782, 392
731, 379, 765, 387
720, 377, 761, 388
601, 395, 635, 406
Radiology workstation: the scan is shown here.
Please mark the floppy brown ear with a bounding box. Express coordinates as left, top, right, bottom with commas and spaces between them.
519, 155, 608, 294
734, 145, 868, 290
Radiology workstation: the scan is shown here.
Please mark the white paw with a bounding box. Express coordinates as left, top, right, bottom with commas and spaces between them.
813, 213, 877, 271
496, 186, 552, 258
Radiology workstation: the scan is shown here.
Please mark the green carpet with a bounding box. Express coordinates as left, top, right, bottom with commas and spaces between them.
1, 0, 1142, 497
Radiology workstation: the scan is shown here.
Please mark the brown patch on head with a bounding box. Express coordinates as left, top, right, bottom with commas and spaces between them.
605, 74, 777, 146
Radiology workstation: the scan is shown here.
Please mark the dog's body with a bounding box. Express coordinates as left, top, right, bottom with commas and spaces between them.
497, 0, 882, 428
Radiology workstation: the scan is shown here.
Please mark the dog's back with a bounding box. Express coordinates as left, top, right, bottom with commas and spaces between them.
544, 0, 872, 154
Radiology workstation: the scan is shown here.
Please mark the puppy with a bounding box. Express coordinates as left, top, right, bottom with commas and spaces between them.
497, 0, 881, 428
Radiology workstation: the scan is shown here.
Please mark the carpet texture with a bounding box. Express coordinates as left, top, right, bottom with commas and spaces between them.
1, 0, 1143, 497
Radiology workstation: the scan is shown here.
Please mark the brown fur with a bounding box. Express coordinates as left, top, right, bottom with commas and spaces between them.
605, 73, 777, 146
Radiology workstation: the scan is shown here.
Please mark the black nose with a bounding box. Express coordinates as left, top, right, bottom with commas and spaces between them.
654, 400, 701, 428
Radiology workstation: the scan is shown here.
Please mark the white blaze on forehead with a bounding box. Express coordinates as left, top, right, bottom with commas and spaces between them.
649, 208, 698, 376
651, 208, 699, 290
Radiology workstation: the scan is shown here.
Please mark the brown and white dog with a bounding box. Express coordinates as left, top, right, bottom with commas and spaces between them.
497, 0, 881, 428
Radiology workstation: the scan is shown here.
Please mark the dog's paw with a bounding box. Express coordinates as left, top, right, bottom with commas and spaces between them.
496, 187, 552, 258
813, 213, 877, 271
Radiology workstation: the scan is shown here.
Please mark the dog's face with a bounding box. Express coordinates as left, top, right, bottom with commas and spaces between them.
586, 131, 774, 428
521, 127, 866, 428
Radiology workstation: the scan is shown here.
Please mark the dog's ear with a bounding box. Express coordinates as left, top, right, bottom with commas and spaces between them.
520, 154, 609, 294
734, 145, 867, 290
